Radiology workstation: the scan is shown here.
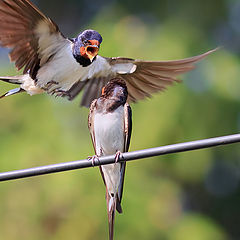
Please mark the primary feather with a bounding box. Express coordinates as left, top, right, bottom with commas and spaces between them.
0, 0, 218, 107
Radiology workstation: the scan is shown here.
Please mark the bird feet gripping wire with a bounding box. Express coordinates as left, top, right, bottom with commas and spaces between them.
115, 151, 123, 163
87, 155, 100, 167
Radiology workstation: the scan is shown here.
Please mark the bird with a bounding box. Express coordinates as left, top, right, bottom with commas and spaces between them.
88, 78, 132, 240
0, 0, 218, 107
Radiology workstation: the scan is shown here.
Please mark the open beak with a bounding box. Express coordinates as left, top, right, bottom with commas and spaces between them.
85, 45, 99, 62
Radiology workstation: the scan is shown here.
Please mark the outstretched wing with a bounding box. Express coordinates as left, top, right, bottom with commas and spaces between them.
0, 0, 68, 79
75, 48, 217, 107
109, 48, 218, 102
67, 76, 111, 108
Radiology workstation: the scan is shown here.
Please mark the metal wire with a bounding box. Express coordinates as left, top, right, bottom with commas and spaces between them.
0, 133, 240, 182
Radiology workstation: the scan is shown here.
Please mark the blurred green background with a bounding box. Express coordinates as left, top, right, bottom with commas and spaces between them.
1, 0, 240, 239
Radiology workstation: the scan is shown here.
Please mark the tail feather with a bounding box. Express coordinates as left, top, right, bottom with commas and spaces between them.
116, 195, 123, 213
107, 193, 117, 240
0, 76, 22, 84
0, 88, 25, 99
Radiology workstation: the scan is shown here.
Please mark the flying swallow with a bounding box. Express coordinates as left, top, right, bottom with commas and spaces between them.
88, 78, 132, 240
0, 0, 217, 107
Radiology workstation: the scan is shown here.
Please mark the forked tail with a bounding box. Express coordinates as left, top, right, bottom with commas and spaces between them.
0, 88, 25, 99
107, 193, 117, 240
0, 76, 22, 84
0, 76, 25, 99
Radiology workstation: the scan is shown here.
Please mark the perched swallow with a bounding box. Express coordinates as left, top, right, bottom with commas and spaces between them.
0, 0, 217, 107
88, 78, 132, 240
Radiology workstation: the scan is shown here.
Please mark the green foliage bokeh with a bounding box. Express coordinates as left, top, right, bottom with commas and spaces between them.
0, 0, 240, 239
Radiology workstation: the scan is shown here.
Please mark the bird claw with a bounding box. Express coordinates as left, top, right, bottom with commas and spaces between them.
50, 88, 69, 97
42, 80, 59, 90
115, 151, 123, 163
54, 89, 67, 97
88, 155, 100, 167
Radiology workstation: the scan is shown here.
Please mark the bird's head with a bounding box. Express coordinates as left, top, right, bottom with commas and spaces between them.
101, 78, 128, 104
72, 29, 102, 66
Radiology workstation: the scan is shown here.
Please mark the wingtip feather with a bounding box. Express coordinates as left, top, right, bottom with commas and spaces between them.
0, 88, 25, 99
106, 194, 117, 240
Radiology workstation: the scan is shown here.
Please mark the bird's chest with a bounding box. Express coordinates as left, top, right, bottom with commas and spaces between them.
94, 106, 125, 156
37, 49, 88, 89
37, 52, 112, 92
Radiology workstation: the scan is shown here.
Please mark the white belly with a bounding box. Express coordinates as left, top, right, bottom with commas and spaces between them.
37, 44, 89, 91
94, 105, 125, 156
94, 105, 125, 194
37, 51, 113, 92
